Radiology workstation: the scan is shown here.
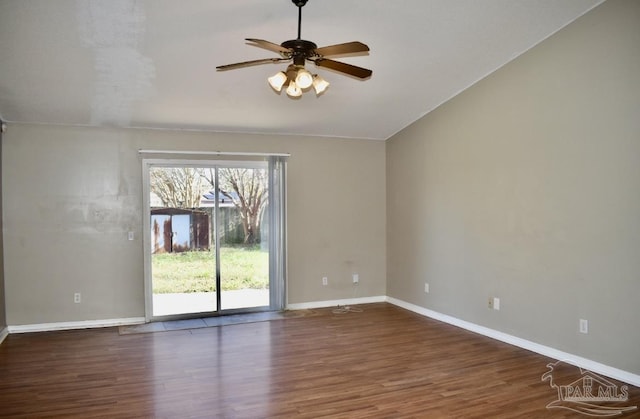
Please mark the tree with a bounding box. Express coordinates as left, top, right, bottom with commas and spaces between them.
203, 168, 268, 245
150, 167, 205, 208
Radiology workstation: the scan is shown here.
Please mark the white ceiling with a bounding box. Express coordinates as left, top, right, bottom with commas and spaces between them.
0, 0, 603, 140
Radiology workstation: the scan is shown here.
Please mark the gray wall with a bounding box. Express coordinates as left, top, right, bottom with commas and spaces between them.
3, 126, 386, 325
0, 121, 5, 330
387, 0, 640, 374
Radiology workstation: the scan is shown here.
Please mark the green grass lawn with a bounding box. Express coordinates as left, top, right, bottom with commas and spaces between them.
152, 246, 268, 293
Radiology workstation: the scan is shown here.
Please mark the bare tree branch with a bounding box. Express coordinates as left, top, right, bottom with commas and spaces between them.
150, 167, 205, 208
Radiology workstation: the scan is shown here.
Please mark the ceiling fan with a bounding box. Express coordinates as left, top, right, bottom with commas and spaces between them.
216, 0, 372, 97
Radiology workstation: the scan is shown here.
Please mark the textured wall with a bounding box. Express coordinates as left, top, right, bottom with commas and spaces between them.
3, 126, 386, 324
387, 0, 640, 374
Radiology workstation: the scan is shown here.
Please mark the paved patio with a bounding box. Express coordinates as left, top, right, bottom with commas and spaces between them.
153, 289, 270, 316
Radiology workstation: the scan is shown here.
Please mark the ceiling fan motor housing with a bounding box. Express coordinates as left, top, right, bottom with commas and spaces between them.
281, 39, 318, 65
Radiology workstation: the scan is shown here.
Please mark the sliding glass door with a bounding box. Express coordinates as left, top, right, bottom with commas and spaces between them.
143, 157, 285, 319
211, 165, 270, 311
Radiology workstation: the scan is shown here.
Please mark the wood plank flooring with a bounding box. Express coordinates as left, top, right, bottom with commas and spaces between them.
1, 303, 638, 418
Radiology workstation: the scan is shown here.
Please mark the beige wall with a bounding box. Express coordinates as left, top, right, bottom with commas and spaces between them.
387, 0, 640, 374
2, 125, 386, 325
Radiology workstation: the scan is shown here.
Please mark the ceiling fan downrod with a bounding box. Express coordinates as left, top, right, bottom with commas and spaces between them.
282, 0, 315, 66
293, 0, 308, 40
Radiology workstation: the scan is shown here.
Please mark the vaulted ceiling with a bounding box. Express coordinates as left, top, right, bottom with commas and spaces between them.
0, 0, 603, 140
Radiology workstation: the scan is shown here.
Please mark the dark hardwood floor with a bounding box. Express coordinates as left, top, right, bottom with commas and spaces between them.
1, 303, 638, 418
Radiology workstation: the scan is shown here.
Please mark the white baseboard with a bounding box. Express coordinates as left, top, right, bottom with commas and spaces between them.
7, 317, 146, 334
0, 326, 8, 345
386, 297, 640, 388
287, 295, 386, 310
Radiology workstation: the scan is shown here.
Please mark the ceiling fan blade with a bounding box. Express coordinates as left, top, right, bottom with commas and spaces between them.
314, 58, 372, 79
216, 57, 289, 71
314, 41, 369, 57
245, 38, 291, 54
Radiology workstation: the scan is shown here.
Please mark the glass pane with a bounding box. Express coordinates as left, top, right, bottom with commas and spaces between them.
217, 167, 270, 310
149, 167, 216, 316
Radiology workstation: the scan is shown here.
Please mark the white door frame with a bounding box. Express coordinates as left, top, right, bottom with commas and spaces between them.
141, 158, 272, 321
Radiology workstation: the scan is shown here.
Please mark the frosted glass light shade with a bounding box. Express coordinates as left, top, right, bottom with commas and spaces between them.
268, 72, 287, 92
286, 80, 302, 97
295, 68, 313, 89
312, 75, 330, 94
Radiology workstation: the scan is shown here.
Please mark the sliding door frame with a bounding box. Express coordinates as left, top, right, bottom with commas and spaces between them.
141, 156, 287, 322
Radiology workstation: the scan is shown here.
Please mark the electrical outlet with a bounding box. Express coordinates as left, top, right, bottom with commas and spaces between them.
579, 319, 588, 334
74, 292, 81, 304
488, 297, 500, 310
424, 283, 430, 293
322, 276, 328, 286
128, 231, 134, 241
352, 273, 359, 284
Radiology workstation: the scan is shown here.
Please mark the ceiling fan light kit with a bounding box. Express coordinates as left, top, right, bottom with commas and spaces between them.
217, 0, 371, 98
268, 64, 328, 97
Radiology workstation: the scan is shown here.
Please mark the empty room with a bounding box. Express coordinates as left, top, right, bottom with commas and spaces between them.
0, 0, 639, 417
